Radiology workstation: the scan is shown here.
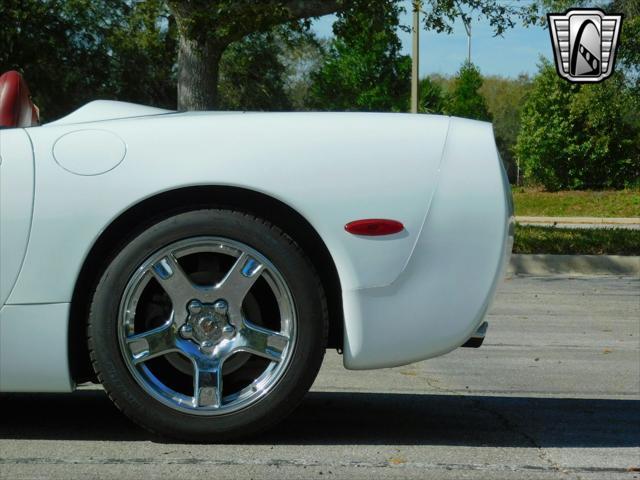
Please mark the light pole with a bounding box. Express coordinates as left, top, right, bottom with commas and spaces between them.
411, 1, 421, 113
463, 17, 471, 63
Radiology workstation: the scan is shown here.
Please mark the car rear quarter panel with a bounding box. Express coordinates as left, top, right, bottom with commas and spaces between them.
8, 112, 450, 307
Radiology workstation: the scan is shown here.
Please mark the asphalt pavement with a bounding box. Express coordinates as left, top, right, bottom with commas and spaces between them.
1, 275, 638, 479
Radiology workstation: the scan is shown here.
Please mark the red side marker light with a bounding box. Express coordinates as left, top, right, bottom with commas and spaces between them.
345, 219, 404, 236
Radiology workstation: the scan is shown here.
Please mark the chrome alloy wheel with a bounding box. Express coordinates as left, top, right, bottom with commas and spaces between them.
117, 237, 296, 415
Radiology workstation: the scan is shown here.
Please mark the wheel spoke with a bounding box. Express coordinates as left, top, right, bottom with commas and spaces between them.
239, 322, 289, 363
150, 254, 195, 310
193, 359, 223, 408
216, 252, 264, 305
126, 323, 176, 364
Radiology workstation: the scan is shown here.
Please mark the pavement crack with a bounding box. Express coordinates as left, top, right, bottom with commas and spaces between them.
420, 374, 578, 479
468, 398, 581, 480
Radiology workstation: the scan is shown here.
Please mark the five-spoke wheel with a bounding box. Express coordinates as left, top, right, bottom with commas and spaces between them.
119, 237, 295, 413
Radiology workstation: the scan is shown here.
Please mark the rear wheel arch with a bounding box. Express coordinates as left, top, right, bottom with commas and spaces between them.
69, 185, 344, 384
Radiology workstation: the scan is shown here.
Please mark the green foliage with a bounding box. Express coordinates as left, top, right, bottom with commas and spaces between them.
416, 72, 531, 179
218, 27, 325, 111
1, 0, 322, 115
480, 74, 532, 181
166, 0, 345, 109
307, 1, 411, 112
218, 29, 296, 111
281, 37, 327, 110
611, 0, 640, 91
166, 0, 338, 47
515, 60, 640, 190
2, 0, 541, 114
106, 1, 177, 110
534, 0, 640, 89
419, 0, 540, 35
513, 187, 640, 217
418, 77, 445, 114
514, 224, 640, 255
167, 0, 538, 48
444, 62, 491, 121
0, 0, 175, 120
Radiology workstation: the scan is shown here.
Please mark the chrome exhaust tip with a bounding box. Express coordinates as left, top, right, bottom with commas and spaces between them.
461, 321, 488, 348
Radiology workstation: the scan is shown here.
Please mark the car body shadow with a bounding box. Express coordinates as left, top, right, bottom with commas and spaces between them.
0, 389, 637, 447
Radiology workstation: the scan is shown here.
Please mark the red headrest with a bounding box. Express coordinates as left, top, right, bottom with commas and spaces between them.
0, 71, 39, 128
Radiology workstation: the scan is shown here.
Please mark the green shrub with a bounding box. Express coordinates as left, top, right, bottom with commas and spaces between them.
515, 61, 640, 190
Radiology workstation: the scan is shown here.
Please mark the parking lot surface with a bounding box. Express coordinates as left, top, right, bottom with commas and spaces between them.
1, 275, 638, 479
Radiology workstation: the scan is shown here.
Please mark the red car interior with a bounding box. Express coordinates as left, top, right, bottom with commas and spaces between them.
0, 70, 39, 128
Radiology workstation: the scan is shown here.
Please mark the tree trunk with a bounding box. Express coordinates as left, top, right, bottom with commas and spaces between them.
170, 0, 345, 111
177, 35, 224, 111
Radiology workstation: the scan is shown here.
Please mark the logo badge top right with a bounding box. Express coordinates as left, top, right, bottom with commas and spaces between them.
548, 9, 623, 83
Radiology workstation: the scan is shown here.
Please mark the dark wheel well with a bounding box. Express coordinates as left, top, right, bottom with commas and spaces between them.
69, 186, 343, 383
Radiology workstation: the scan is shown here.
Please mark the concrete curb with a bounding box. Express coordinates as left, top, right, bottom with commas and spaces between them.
508, 254, 640, 276
516, 216, 639, 225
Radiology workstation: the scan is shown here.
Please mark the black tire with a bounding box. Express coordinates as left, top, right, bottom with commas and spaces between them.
88, 209, 328, 441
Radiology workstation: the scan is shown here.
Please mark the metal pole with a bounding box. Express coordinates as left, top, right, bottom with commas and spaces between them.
467, 21, 471, 63
411, 1, 420, 113
461, 17, 471, 64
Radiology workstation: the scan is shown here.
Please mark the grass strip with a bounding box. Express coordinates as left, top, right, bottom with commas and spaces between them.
513, 224, 640, 255
513, 188, 639, 218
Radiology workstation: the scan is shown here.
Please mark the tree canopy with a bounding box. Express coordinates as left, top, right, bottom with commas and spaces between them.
418, 77, 445, 114
444, 62, 491, 121
515, 60, 639, 190
0, 0, 175, 120
155, 0, 545, 110
217, 28, 316, 111
480, 74, 532, 181
2, 0, 549, 114
307, 1, 411, 111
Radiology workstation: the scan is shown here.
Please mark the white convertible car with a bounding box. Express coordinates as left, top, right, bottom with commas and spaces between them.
0, 71, 513, 440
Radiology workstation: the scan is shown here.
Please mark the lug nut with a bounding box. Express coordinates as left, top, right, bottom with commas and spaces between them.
179, 324, 193, 339
222, 325, 235, 338
187, 300, 202, 314
213, 300, 228, 315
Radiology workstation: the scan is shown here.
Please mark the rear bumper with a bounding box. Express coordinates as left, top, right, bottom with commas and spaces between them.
343, 118, 511, 370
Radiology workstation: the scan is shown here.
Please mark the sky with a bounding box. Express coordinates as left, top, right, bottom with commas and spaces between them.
311, 1, 554, 78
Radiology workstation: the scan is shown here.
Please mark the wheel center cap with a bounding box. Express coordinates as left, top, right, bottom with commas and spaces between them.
180, 299, 235, 349
199, 316, 218, 335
